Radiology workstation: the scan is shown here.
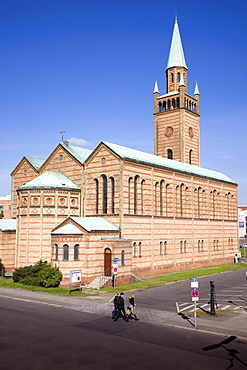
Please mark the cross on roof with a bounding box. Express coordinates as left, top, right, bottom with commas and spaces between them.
60, 127, 66, 141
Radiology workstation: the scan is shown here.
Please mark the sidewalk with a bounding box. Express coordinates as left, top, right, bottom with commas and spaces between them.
0, 286, 246, 340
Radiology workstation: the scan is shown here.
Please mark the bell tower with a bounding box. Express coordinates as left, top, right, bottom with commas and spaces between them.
154, 18, 200, 166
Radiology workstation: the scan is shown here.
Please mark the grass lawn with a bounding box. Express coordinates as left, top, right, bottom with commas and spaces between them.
100, 262, 247, 293
0, 262, 246, 296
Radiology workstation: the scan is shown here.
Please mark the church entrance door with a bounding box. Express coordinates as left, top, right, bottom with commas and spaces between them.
104, 248, 112, 276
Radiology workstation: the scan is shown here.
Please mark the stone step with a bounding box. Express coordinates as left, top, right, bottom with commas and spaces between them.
86, 275, 111, 289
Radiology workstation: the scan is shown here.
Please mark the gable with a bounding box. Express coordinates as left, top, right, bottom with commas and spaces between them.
84, 142, 121, 174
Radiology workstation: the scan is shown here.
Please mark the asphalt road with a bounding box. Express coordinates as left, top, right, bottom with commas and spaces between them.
1, 297, 247, 370
134, 268, 247, 314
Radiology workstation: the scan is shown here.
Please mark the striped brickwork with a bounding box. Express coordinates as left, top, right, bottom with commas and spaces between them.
0, 230, 16, 270
16, 188, 81, 268
82, 143, 238, 279
11, 158, 39, 218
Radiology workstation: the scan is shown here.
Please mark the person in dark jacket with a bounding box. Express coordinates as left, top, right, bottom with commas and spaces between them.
112, 292, 120, 319
114, 292, 126, 321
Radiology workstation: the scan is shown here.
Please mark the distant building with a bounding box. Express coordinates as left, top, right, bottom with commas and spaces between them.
0, 19, 238, 286
0, 195, 11, 219
238, 206, 247, 246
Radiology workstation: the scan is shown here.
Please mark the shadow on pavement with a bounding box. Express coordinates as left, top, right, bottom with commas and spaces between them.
202, 336, 247, 369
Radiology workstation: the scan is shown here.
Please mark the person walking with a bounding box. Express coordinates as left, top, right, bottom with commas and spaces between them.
112, 292, 120, 319
114, 292, 126, 321
127, 293, 139, 321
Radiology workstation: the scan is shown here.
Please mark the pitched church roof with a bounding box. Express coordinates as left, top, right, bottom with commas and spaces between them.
51, 222, 84, 235
166, 18, 188, 70
24, 157, 45, 170
52, 217, 119, 234
17, 171, 81, 191
60, 142, 92, 164
102, 141, 236, 184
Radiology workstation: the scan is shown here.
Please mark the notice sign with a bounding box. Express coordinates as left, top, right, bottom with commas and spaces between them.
70, 269, 82, 284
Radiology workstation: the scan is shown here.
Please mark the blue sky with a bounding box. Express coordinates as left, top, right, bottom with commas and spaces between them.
0, 0, 247, 204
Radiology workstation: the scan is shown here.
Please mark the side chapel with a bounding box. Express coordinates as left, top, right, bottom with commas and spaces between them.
0, 19, 238, 286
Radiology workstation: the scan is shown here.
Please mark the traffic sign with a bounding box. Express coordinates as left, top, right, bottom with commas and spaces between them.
191, 289, 199, 297
192, 297, 199, 302
192, 278, 198, 282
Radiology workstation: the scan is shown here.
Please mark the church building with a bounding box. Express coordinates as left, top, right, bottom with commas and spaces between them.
0, 19, 238, 286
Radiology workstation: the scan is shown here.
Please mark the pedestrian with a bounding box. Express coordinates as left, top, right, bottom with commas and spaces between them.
127, 293, 139, 321
112, 292, 120, 319
114, 292, 126, 321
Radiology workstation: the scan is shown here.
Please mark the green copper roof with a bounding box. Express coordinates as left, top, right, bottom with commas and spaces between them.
166, 18, 187, 70
0, 219, 16, 231
51, 222, 84, 235
60, 142, 92, 164
17, 171, 81, 191
25, 156, 45, 170
102, 141, 236, 184
70, 217, 119, 232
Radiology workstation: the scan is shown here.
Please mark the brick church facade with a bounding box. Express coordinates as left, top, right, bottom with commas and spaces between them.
0, 19, 238, 285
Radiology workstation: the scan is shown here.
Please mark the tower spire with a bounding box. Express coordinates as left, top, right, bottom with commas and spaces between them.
166, 18, 187, 71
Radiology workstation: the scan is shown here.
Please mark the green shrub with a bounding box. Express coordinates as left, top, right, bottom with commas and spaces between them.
13, 265, 32, 282
13, 260, 63, 288
39, 267, 63, 288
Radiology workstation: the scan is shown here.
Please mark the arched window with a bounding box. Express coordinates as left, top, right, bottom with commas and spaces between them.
160, 241, 163, 255
158, 102, 162, 112
165, 184, 170, 217
176, 97, 180, 108
167, 149, 173, 160
54, 244, 58, 260
163, 101, 166, 111
110, 177, 115, 214
94, 179, 99, 214
171, 73, 174, 82
63, 244, 69, 260
160, 180, 165, 216
133, 242, 136, 257
141, 179, 145, 215
189, 149, 193, 165
102, 175, 107, 214
180, 184, 184, 217
164, 241, 167, 254
172, 98, 175, 109
121, 250, 125, 266
155, 182, 159, 215
138, 242, 142, 257
74, 244, 79, 260
177, 72, 181, 82
134, 175, 139, 214
128, 177, 133, 213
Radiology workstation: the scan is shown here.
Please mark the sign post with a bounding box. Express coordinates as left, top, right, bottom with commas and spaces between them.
191, 278, 199, 328
69, 269, 82, 293
112, 258, 119, 289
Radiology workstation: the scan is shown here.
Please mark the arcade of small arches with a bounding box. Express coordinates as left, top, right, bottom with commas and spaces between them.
158, 97, 197, 113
